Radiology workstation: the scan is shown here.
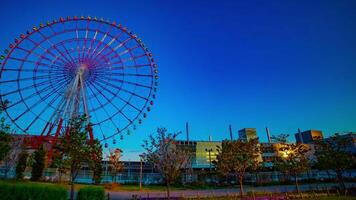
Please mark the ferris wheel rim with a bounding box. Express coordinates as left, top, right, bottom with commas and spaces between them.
0, 16, 158, 142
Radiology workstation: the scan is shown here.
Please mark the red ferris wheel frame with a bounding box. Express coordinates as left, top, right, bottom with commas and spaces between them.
0, 16, 158, 154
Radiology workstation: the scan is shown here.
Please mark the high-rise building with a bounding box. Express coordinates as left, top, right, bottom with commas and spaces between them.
295, 130, 323, 144
238, 128, 257, 141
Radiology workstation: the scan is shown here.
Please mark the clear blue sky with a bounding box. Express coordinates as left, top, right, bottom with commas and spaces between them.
1, 0, 355, 160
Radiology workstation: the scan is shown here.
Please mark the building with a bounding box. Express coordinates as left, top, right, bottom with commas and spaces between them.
295, 130, 323, 144
260, 143, 276, 168
175, 140, 221, 169
238, 128, 257, 141
323, 132, 356, 155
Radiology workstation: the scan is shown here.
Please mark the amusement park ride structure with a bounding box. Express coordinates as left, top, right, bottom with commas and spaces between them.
0, 16, 158, 158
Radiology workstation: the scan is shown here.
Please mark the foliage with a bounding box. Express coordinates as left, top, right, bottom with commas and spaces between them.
0, 181, 67, 200
108, 148, 124, 183
0, 99, 12, 163
215, 138, 260, 197
55, 115, 102, 199
142, 127, 191, 199
273, 143, 310, 194
31, 145, 46, 181
90, 140, 103, 184
77, 186, 105, 200
15, 149, 28, 180
314, 134, 354, 192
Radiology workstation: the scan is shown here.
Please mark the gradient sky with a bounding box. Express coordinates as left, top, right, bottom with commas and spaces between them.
1, 0, 355, 160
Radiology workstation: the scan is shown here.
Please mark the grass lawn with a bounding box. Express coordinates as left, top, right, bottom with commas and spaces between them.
0, 179, 103, 191
185, 197, 356, 200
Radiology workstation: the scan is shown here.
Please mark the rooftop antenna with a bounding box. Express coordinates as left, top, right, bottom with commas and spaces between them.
229, 124, 233, 141
266, 127, 272, 143
186, 122, 189, 143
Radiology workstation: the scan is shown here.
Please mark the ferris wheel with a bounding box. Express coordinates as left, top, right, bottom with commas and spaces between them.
0, 16, 158, 148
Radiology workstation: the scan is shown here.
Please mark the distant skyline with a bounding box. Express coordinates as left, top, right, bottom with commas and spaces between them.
0, 0, 355, 160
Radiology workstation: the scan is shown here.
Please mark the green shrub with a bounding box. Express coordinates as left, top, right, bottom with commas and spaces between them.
77, 186, 105, 200
31, 146, 46, 181
0, 181, 67, 200
15, 150, 28, 180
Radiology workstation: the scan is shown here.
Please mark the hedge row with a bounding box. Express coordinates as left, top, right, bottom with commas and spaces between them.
77, 186, 105, 200
0, 182, 67, 200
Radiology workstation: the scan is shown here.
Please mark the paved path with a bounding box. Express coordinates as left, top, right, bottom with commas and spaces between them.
107, 183, 356, 200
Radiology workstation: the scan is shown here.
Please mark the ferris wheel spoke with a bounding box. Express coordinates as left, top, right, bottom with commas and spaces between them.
96, 75, 152, 89
26, 37, 69, 65
111, 72, 153, 78
2, 68, 64, 73
86, 82, 126, 127
80, 19, 91, 61
15, 45, 66, 67
116, 44, 140, 57
38, 30, 78, 68
109, 63, 152, 71
86, 95, 107, 141
88, 24, 114, 60
6, 77, 68, 109
7, 56, 65, 71
12, 78, 68, 122
23, 85, 67, 131
1, 78, 67, 97
92, 69, 153, 78
95, 41, 136, 67
94, 77, 149, 101
86, 22, 103, 59
109, 53, 148, 65
47, 26, 78, 66
0, 73, 65, 84
92, 29, 126, 61
106, 37, 135, 58
88, 82, 133, 124
94, 80, 141, 112
59, 42, 77, 67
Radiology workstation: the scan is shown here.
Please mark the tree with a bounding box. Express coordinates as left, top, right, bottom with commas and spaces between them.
108, 148, 124, 183
56, 115, 101, 200
274, 143, 310, 194
215, 138, 260, 198
142, 128, 191, 200
31, 145, 46, 181
90, 140, 103, 184
314, 134, 353, 193
1, 137, 23, 178
16, 149, 28, 180
0, 99, 12, 163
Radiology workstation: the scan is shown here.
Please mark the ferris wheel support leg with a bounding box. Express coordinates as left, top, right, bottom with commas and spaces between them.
36, 121, 50, 148
88, 124, 94, 142
47, 118, 63, 164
